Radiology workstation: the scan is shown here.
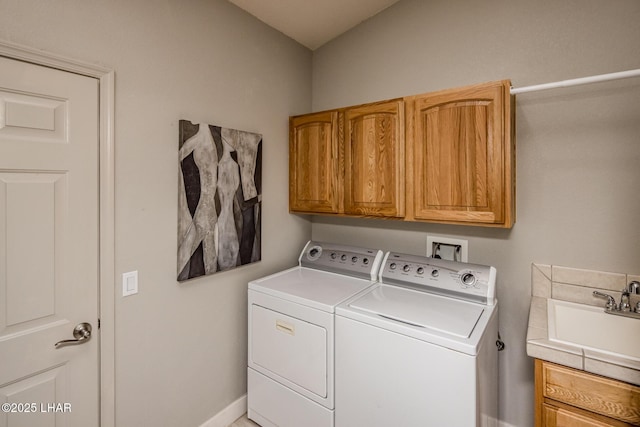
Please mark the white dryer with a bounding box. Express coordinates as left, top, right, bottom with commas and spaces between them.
335, 252, 500, 427
247, 241, 384, 427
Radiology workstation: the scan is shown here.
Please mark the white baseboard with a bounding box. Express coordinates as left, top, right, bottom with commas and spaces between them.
199, 394, 247, 427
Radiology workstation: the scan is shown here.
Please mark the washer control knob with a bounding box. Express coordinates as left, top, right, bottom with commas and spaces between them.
417, 267, 425, 275
330, 252, 337, 259
389, 262, 397, 270
403, 264, 411, 272
351, 256, 358, 263
431, 269, 439, 277
340, 254, 347, 261
363, 258, 369, 265
461, 272, 476, 286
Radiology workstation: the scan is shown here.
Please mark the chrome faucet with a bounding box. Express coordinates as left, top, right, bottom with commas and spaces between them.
593, 288, 640, 319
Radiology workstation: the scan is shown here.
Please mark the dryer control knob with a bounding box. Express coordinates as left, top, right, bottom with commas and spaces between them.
307, 246, 322, 260
431, 269, 439, 277
340, 254, 347, 261
330, 252, 337, 259
417, 267, 425, 274
351, 256, 358, 263
403, 265, 411, 272
389, 263, 397, 270
461, 273, 476, 286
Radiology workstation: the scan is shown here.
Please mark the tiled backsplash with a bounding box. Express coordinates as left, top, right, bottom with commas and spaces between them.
532, 263, 640, 308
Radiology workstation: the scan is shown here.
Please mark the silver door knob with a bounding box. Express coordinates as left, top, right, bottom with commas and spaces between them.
55, 322, 92, 349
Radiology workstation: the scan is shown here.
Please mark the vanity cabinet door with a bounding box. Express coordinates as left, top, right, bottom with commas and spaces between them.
406, 80, 514, 227
543, 404, 625, 427
343, 100, 404, 217
289, 111, 340, 214
535, 359, 640, 427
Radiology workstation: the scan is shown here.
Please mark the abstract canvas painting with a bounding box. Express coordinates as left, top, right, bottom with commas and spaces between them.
177, 120, 262, 281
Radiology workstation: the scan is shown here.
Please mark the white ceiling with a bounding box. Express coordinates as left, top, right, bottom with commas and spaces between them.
228, 0, 401, 50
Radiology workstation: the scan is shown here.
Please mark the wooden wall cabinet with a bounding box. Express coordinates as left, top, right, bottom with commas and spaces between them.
343, 100, 405, 217
289, 111, 340, 214
535, 359, 640, 427
289, 100, 404, 218
406, 80, 514, 227
289, 80, 515, 228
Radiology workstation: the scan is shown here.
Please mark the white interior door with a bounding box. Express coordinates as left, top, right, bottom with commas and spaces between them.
0, 56, 99, 427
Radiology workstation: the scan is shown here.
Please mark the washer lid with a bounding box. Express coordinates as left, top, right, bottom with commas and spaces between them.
348, 285, 484, 338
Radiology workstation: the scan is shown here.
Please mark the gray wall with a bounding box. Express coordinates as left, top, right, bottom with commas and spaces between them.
310, 0, 640, 426
0, 1, 311, 426
2, 0, 639, 426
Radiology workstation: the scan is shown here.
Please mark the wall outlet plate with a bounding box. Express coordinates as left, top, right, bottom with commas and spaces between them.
426, 235, 468, 262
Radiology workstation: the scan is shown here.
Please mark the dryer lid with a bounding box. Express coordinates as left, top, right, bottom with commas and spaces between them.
249, 266, 376, 312
348, 284, 484, 338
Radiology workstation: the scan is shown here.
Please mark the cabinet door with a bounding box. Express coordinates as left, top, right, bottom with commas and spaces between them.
289, 111, 340, 213
543, 404, 622, 427
538, 360, 640, 426
407, 80, 514, 227
344, 100, 404, 217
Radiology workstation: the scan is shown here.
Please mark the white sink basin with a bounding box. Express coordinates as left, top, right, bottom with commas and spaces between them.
547, 299, 640, 361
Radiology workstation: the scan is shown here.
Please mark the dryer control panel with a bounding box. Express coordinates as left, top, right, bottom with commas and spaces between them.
299, 241, 384, 281
380, 252, 496, 305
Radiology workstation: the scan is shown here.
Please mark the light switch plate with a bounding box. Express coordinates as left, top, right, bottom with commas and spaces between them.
426, 236, 468, 262
122, 271, 138, 296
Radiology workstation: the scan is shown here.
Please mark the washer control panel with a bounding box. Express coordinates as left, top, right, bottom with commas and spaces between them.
300, 241, 384, 281
380, 252, 496, 305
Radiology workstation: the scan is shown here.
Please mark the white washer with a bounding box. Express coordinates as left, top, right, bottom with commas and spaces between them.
247, 241, 384, 427
335, 252, 500, 427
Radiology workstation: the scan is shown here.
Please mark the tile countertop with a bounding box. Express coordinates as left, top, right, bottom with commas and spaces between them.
526, 263, 640, 386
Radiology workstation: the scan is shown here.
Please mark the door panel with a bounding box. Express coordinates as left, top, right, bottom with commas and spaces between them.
424, 101, 490, 209
409, 81, 512, 226
2, 173, 63, 325
289, 111, 340, 213
0, 56, 99, 427
0, 367, 67, 427
344, 100, 404, 217
0, 89, 67, 142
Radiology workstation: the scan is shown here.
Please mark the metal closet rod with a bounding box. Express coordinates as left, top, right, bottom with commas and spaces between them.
510, 68, 640, 95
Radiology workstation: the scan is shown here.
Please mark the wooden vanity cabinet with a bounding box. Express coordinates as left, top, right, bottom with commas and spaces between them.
535, 359, 640, 427
405, 80, 514, 227
343, 99, 404, 217
289, 111, 340, 214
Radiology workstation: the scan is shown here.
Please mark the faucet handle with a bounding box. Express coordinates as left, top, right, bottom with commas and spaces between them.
619, 290, 631, 312
628, 281, 640, 294
593, 291, 617, 310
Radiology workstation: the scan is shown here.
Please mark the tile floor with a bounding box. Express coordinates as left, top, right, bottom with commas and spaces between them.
229, 413, 259, 426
